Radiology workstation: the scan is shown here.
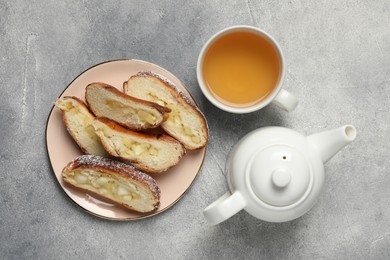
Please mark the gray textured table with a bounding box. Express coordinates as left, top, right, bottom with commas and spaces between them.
1, 1, 390, 259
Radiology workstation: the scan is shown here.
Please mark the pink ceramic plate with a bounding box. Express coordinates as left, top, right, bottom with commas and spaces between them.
46, 59, 206, 220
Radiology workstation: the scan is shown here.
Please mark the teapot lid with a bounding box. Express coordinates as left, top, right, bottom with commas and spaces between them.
248, 145, 312, 207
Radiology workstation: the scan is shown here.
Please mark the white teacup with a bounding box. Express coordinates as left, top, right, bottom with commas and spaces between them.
197, 25, 298, 114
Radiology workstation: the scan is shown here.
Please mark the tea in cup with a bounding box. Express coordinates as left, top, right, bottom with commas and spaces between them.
197, 25, 298, 113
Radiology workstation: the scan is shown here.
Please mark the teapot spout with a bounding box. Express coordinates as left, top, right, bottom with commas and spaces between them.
307, 125, 357, 163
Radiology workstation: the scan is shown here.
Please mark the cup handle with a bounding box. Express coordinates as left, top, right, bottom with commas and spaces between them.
203, 191, 247, 225
272, 89, 298, 112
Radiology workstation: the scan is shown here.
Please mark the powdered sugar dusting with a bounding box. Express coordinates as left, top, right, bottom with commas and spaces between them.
66, 155, 161, 199
135, 71, 208, 123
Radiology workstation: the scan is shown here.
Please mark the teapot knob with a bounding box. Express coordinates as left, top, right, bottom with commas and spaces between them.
271, 168, 291, 188
248, 146, 311, 207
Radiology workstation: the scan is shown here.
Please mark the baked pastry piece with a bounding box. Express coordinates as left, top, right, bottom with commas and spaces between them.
85, 82, 171, 130
62, 155, 160, 213
55, 97, 108, 156
123, 71, 208, 150
92, 117, 185, 173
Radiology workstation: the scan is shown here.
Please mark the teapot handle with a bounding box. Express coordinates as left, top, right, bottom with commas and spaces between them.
203, 191, 247, 225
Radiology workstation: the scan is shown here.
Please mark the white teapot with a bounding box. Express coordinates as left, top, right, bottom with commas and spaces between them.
204, 125, 357, 225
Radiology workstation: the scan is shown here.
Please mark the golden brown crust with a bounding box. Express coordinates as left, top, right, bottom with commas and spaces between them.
86, 82, 171, 118
57, 96, 97, 155
124, 72, 209, 150
94, 117, 186, 173
95, 117, 183, 145
64, 96, 87, 107
63, 155, 161, 212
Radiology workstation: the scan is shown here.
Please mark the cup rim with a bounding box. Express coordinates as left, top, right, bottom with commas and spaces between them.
196, 25, 285, 114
